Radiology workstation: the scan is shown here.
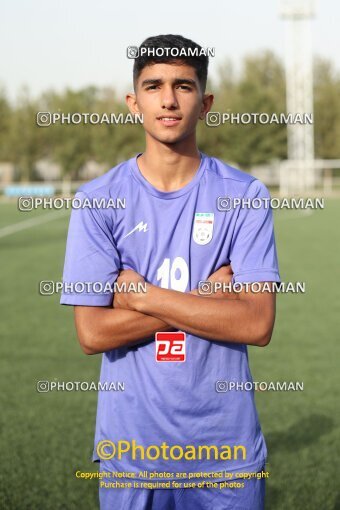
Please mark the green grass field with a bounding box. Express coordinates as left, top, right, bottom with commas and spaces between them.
1, 200, 339, 510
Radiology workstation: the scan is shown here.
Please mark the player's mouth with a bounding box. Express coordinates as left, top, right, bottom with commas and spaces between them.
156, 115, 182, 127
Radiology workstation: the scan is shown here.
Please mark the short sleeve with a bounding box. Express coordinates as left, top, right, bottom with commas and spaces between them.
60, 191, 120, 306
230, 180, 280, 284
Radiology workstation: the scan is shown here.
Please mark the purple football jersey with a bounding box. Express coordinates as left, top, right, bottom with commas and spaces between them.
61, 152, 280, 483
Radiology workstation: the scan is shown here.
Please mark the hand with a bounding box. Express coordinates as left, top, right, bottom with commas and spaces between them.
113, 269, 147, 311
204, 264, 238, 299
207, 265, 233, 285
190, 265, 234, 298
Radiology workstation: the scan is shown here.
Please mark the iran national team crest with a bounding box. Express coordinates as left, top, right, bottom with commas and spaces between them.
192, 213, 214, 245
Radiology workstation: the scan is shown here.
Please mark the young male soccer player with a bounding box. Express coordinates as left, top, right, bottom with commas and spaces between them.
61, 34, 280, 510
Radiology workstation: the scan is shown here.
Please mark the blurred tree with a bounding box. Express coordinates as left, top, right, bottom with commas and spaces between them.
0, 53, 339, 181
233, 51, 287, 168
43, 87, 97, 182
314, 57, 340, 159
197, 58, 238, 162
0, 87, 12, 161
91, 87, 144, 167
199, 51, 287, 169
8, 87, 44, 181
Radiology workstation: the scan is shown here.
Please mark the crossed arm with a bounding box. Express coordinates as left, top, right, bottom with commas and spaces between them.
74, 265, 276, 354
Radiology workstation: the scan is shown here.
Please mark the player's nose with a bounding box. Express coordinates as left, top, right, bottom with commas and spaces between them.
160, 86, 179, 109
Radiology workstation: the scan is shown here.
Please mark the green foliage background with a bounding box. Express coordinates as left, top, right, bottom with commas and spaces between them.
0, 52, 339, 181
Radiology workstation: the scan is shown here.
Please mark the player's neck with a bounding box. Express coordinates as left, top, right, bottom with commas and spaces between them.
137, 137, 201, 193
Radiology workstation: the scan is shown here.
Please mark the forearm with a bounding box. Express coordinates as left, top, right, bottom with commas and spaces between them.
135, 285, 273, 346
74, 307, 175, 354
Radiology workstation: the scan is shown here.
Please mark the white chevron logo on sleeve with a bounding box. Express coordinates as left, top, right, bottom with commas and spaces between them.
123, 221, 149, 238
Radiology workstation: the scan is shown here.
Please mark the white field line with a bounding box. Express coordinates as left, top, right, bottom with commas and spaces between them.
0, 211, 69, 239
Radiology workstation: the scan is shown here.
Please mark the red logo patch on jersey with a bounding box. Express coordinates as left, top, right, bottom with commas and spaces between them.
155, 332, 186, 362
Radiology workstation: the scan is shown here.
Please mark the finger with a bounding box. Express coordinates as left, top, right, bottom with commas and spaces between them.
224, 264, 233, 274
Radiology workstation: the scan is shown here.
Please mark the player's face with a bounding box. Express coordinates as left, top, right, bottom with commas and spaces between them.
128, 63, 212, 145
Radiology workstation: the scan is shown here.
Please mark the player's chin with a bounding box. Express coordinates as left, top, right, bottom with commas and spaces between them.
151, 129, 191, 145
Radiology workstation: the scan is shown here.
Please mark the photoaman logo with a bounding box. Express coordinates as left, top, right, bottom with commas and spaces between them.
96, 439, 247, 461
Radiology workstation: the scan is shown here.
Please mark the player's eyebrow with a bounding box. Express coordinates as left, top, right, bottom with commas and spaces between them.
173, 78, 197, 87
141, 79, 163, 87
141, 78, 197, 88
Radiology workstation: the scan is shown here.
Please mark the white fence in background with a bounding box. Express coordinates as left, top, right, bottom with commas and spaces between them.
1, 160, 340, 198
251, 159, 340, 195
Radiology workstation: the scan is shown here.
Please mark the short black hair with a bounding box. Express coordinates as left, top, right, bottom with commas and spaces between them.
133, 34, 209, 92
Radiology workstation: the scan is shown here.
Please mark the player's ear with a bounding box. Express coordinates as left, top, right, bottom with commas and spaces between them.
199, 93, 214, 120
126, 93, 140, 115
